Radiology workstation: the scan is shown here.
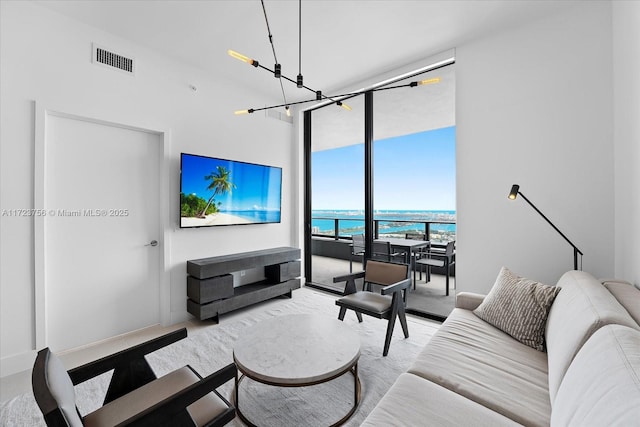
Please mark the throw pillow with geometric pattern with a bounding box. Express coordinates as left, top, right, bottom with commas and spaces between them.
474, 267, 561, 351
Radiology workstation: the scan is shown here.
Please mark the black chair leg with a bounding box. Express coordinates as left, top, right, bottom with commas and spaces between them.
383, 301, 401, 357
383, 318, 395, 357
412, 256, 416, 290
445, 259, 449, 296
356, 311, 363, 323
398, 305, 409, 339
338, 306, 347, 321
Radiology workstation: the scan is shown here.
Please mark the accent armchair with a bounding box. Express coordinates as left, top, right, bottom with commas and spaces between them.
334, 260, 411, 356
32, 328, 236, 427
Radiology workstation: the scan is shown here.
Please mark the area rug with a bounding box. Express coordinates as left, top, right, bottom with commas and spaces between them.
0, 287, 441, 426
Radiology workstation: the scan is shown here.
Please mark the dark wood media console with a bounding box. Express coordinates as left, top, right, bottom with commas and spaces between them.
186, 247, 301, 322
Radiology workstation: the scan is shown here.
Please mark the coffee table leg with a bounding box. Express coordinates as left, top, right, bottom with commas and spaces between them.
235, 364, 360, 427
234, 372, 259, 427
354, 362, 359, 404
330, 361, 362, 427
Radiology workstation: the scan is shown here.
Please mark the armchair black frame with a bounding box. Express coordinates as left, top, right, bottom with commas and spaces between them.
334, 260, 411, 356
32, 328, 236, 427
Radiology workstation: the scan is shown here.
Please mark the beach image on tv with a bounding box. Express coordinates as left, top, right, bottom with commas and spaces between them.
180, 153, 282, 227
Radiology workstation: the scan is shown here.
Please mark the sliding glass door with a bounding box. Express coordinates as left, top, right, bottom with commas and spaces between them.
373, 66, 456, 318
305, 63, 456, 319
307, 96, 365, 292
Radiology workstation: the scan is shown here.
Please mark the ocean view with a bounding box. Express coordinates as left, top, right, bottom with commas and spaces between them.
312, 209, 456, 241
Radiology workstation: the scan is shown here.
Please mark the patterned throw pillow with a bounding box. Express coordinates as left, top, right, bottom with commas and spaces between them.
474, 267, 561, 352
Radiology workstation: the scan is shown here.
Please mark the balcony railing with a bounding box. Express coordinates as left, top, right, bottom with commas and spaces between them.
312, 217, 456, 243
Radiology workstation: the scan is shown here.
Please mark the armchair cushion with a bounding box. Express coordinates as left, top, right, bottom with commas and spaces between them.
45, 351, 83, 427
83, 366, 228, 427
337, 292, 392, 315
474, 267, 560, 352
364, 261, 409, 286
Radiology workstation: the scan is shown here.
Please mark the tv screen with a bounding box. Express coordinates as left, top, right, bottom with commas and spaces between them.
180, 153, 282, 228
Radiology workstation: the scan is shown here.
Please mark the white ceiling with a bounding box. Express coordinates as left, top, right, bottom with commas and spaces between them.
34, 0, 581, 108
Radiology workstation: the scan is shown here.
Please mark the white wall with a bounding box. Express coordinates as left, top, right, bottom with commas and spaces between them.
613, 1, 640, 287
1, 0, 633, 377
456, 2, 614, 291
0, 2, 296, 375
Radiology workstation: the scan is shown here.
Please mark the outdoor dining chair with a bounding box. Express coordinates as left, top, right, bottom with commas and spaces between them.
415, 240, 455, 296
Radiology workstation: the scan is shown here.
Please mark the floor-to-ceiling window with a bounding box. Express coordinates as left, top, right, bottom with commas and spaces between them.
373, 65, 456, 318
307, 95, 365, 292
305, 62, 455, 319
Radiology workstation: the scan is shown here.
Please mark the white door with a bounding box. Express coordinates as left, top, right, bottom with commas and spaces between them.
45, 115, 161, 352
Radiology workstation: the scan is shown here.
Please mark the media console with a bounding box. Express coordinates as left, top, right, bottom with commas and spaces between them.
186, 247, 301, 322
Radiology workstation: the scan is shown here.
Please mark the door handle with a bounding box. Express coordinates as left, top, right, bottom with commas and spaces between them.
145, 240, 158, 247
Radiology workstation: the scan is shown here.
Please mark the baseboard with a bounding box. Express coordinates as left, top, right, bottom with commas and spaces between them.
170, 310, 192, 325
1, 350, 37, 378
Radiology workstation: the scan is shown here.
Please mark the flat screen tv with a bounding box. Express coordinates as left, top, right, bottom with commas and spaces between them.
180, 153, 282, 228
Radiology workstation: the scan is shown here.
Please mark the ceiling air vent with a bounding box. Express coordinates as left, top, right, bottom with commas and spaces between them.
267, 109, 293, 124
92, 43, 135, 75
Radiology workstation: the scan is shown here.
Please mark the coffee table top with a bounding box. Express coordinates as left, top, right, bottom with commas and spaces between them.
233, 314, 361, 385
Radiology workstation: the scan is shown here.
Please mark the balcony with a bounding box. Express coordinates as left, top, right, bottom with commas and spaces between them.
309, 216, 456, 320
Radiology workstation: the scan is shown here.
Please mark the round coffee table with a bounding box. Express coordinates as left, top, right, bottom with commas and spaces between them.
233, 314, 361, 426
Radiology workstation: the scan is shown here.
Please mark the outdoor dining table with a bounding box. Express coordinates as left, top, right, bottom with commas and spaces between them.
375, 237, 430, 286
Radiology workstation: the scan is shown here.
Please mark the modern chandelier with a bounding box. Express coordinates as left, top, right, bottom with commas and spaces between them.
229, 0, 442, 116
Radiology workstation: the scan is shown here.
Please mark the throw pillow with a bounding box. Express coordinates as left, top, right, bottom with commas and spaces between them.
474, 267, 561, 352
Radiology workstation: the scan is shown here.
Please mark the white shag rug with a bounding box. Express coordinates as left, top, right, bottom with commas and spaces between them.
1, 287, 440, 426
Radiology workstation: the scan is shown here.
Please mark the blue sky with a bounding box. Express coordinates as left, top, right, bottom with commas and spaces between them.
181, 154, 282, 211
312, 126, 456, 210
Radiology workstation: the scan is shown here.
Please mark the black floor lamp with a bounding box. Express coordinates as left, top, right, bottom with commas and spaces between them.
508, 184, 583, 270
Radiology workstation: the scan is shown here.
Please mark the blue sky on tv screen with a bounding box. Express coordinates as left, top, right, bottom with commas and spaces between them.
181, 154, 282, 212
312, 126, 456, 210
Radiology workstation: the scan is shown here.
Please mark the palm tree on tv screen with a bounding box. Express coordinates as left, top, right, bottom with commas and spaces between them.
199, 166, 236, 218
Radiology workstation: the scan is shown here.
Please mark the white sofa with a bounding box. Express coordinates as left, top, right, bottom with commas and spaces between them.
362, 271, 640, 426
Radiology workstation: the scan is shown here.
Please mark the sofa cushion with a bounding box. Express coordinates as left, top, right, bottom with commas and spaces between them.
361, 373, 521, 427
551, 325, 640, 426
474, 267, 560, 351
603, 281, 640, 325
545, 271, 640, 405
408, 308, 550, 427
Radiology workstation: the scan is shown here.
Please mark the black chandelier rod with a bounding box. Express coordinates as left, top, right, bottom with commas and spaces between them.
239, 61, 446, 113
238, 59, 451, 113
242, 79, 437, 114
260, 0, 278, 65
260, 0, 288, 109
255, 62, 349, 105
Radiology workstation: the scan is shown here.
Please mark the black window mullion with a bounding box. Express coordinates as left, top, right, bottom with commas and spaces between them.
364, 90, 374, 261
